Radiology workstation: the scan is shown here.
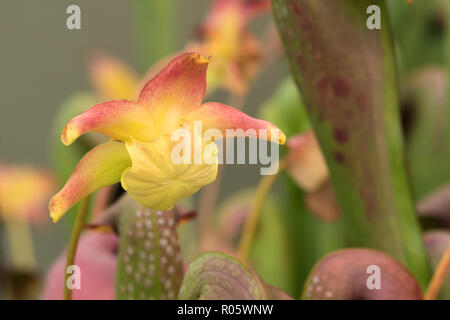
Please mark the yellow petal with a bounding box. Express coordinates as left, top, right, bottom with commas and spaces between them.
49, 141, 131, 222
89, 53, 139, 100
121, 137, 218, 211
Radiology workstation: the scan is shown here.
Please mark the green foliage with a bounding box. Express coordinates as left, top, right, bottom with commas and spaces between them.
179, 252, 267, 299
402, 68, 450, 198
249, 195, 295, 295
116, 203, 183, 300
260, 77, 310, 138
278, 176, 345, 298
259, 78, 345, 298
215, 188, 297, 296
132, 0, 175, 72
389, 0, 448, 74
272, 0, 430, 287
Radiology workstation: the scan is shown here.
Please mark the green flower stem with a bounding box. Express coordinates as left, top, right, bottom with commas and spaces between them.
64, 196, 91, 300
271, 0, 430, 287
5, 221, 36, 271
237, 159, 286, 262
132, 0, 175, 72
198, 165, 224, 242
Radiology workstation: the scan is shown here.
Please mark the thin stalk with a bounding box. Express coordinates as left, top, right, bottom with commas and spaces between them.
63, 196, 91, 300
5, 221, 36, 271
132, 0, 175, 72
424, 245, 450, 300
198, 165, 224, 241
237, 159, 286, 262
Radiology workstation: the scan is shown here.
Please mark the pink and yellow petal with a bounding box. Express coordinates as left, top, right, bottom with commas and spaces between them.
187, 102, 286, 144
135, 54, 178, 98
138, 53, 210, 133
61, 100, 155, 145
121, 138, 218, 211
286, 131, 329, 191
89, 53, 139, 100
49, 141, 131, 223
184, 42, 224, 95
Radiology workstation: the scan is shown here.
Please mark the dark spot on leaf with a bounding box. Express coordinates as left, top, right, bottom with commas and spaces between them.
290, 1, 302, 14
333, 127, 348, 144
334, 152, 346, 164
332, 77, 350, 98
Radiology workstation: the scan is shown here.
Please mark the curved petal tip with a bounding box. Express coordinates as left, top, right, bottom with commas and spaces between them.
191, 53, 212, 65
61, 122, 79, 146
49, 197, 63, 223
277, 130, 287, 145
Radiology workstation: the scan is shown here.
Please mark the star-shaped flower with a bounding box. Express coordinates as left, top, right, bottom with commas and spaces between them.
49, 52, 285, 223
188, 0, 271, 96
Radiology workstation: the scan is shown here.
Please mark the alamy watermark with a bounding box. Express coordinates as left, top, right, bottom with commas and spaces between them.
366, 264, 381, 290
366, 5, 381, 30
66, 265, 81, 290
170, 121, 281, 175
66, 4, 81, 30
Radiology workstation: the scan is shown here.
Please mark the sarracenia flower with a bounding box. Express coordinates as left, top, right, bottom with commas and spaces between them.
89, 52, 140, 101
0, 164, 56, 223
188, 0, 270, 95
49, 53, 285, 223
